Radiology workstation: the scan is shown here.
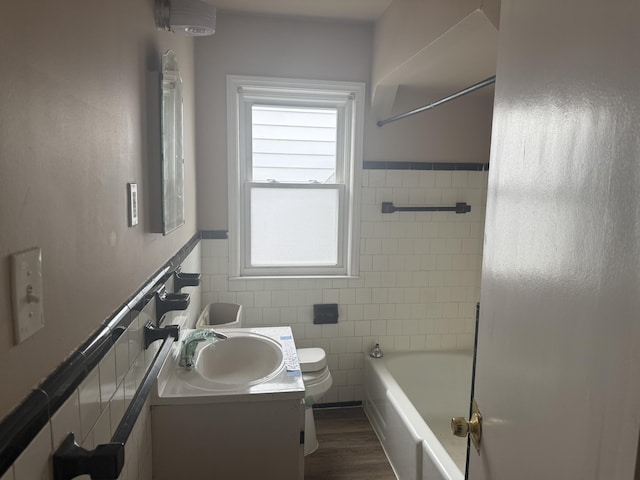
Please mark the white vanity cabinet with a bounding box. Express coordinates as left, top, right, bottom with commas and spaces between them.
152, 396, 304, 479
151, 326, 305, 480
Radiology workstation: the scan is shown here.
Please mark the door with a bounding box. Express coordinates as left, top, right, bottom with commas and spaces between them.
464, 1, 640, 478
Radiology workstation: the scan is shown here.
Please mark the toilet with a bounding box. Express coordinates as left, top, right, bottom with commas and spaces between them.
296, 347, 333, 456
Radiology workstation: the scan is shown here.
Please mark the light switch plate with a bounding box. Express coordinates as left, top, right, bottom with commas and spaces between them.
11, 247, 44, 344
128, 183, 139, 227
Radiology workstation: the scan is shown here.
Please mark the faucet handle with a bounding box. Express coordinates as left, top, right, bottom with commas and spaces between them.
211, 330, 228, 340
144, 322, 180, 349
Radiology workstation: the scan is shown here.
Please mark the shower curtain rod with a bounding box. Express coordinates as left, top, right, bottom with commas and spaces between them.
376, 75, 496, 127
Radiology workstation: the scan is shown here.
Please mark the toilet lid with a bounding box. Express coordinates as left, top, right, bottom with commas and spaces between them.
296, 348, 327, 373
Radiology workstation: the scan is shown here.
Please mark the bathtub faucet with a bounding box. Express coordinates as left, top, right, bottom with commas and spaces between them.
179, 329, 228, 369
370, 343, 384, 358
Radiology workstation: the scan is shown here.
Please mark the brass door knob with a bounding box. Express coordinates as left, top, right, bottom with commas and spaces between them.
451, 401, 483, 453
451, 416, 472, 437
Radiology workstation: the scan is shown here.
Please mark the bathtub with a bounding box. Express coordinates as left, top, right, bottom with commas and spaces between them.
363, 350, 473, 480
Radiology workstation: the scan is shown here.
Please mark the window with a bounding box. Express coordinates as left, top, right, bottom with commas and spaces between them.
227, 76, 364, 277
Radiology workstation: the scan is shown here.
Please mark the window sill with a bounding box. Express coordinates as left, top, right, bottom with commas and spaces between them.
228, 275, 360, 281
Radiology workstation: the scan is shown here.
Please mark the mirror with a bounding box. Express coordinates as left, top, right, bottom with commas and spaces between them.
160, 50, 185, 234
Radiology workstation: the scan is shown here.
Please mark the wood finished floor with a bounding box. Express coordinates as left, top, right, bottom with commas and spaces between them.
304, 407, 397, 480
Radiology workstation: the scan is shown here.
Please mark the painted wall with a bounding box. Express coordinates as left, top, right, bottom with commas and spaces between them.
0, 0, 198, 421
372, 0, 483, 88
194, 12, 494, 229
369, 87, 495, 164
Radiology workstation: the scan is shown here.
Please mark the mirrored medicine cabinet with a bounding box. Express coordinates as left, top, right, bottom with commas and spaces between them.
160, 50, 185, 235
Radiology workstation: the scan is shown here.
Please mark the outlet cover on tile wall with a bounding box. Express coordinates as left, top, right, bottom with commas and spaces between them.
128, 183, 139, 227
313, 304, 339, 324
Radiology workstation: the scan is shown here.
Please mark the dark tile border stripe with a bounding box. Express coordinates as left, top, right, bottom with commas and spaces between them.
0, 232, 201, 476
200, 230, 228, 239
363, 161, 489, 171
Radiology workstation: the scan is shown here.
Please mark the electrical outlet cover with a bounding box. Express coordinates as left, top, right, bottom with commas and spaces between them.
11, 247, 45, 344
313, 303, 339, 324
128, 183, 139, 227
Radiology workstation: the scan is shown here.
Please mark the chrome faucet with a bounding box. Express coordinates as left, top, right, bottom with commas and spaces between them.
179, 329, 228, 369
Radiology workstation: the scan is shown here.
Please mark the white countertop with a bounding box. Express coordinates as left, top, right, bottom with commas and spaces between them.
152, 326, 305, 405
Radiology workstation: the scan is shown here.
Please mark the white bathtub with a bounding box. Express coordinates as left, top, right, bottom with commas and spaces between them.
364, 350, 473, 480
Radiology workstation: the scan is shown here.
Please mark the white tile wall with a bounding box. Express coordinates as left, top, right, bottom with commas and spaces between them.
51, 390, 81, 448
201, 169, 488, 403
78, 368, 101, 443
99, 348, 117, 409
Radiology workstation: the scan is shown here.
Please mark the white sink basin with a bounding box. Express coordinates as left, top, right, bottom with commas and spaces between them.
153, 327, 305, 404
180, 332, 284, 390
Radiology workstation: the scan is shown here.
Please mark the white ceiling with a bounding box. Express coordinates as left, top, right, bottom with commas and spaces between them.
210, 0, 393, 21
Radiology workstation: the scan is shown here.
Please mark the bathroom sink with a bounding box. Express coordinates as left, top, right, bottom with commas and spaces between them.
153, 326, 305, 404
183, 332, 284, 390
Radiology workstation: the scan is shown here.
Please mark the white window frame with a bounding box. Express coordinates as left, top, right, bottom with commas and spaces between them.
227, 75, 364, 278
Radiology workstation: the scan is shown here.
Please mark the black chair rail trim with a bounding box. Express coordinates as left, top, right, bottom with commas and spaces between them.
362, 161, 489, 171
